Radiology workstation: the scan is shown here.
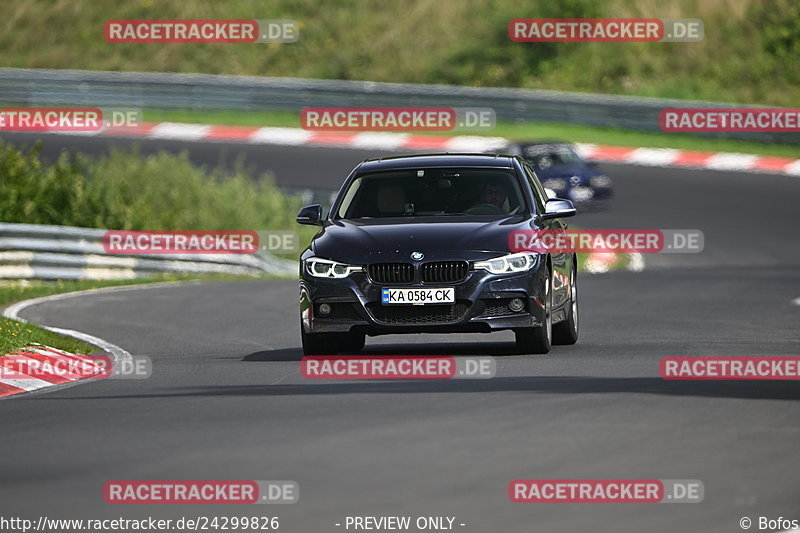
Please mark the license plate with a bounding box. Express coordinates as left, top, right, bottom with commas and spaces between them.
381, 287, 455, 305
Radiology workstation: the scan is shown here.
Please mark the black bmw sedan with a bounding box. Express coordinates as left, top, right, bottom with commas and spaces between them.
296, 153, 579, 355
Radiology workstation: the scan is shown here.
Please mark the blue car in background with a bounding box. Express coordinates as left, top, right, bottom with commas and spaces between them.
506, 141, 613, 210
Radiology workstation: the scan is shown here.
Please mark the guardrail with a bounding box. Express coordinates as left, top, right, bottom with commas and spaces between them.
0, 67, 794, 145
0, 223, 298, 280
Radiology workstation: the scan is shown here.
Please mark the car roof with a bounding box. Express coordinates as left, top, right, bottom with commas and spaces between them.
358, 153, 516, 172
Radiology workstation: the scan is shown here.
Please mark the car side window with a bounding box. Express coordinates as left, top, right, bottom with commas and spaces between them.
522, 162, 547, 212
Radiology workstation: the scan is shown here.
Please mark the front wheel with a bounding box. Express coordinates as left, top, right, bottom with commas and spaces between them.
515, 267, 552, 355
552, 262, 579, 345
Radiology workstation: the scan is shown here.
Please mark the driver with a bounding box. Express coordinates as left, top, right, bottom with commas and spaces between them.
481, 183, 506, 209
480, 182, 507, 208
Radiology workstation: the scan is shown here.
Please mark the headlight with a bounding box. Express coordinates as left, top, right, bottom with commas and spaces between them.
305, 257, 362, 278
542, 178, 567, 191
569, 186, 594, 202
590, 175, 612, 188
474, 252, 538, 274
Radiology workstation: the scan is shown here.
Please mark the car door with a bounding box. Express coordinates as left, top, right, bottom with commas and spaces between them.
522, 162, 572, 311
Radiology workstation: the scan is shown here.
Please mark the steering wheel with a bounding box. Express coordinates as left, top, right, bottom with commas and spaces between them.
465, 203, 506, 215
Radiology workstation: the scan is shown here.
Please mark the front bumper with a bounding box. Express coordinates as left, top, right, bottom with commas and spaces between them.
300, 259, 549, 336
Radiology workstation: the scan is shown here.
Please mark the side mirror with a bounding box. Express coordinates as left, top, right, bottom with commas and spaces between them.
540, 198, 576, 220
296, 204, 324, 226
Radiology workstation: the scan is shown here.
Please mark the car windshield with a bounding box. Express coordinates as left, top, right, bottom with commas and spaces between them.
336, 168, 527, 219
522, 144, 583, 169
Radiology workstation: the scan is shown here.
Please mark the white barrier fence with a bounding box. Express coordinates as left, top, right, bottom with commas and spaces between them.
0, 223, 298, 280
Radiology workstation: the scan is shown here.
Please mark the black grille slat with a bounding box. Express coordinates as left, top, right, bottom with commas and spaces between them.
478, 298, 527, 318
421, 261, 468, 283
482, 301, 509, 317
368, 263, 414, 284
368, 261, 467, 284
368, 302, 469, 324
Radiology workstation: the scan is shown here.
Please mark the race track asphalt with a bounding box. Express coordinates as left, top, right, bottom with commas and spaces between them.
1, 132, 798, 533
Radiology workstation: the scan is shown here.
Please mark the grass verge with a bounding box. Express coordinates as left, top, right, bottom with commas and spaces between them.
0, 319, 95, 355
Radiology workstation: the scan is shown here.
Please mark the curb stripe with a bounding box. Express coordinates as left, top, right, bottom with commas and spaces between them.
581, 146, 637, 161
351, 132, 410, 150
1, 354, 69, 383
626, 148, 680, 166
402, 136, 451, 149
0, 382, 27, 397
6, 352, 80, 382
251, 127, 312, 145
705, 153, 759, 171
33, 345, 97, 365
671, 151, 714, 167
23, 121, 800, 175
28, 348, 99, 373
307, 132, 360, 146
784, 161, 800, 176
0, 376, 53, 392
205, 125, 260, 140
149, 122, 211, 140
0, 345, 108, 396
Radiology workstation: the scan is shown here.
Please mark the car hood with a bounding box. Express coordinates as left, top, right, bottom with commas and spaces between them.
312, 216, 532, 264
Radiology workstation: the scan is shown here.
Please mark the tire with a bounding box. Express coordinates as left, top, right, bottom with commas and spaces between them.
338, 332, 365, 353
552, 262, 579, 345
301, 323, 337, 355
515, 266, 552, 354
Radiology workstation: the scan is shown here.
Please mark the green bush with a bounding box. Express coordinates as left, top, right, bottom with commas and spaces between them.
0, 141, 316, 248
